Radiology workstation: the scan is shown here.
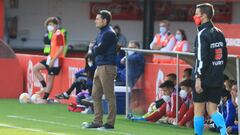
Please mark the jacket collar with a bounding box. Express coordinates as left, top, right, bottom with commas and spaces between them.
100, 24, 109, 31
198, 21, 214, 31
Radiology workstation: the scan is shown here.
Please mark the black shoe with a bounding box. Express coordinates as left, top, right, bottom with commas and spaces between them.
101, 123, 114, 129
55, 93, 69, 99
84, 122, 102, 128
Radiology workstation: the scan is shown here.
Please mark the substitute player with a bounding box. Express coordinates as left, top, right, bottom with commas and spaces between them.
33, 17, 65, 101
193, 3, 228, 135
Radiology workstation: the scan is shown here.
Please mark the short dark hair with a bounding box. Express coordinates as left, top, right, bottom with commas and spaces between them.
129, 40, 140, 48
166, 73, 177, 81
180, 79, 193, 88
196, 3, 214, 19
97, 10, 112, 24
184, 68, 192, 77
160, 80, 174, 89
232, 80, 237, 86
44, 17, 59, 27
114, 25, 120, 32
56, 16, 62, 25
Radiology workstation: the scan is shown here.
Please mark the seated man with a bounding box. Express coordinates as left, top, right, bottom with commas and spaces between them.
207, 81, 238, 134
150, 20, 175, 51
224, 81, 238, 134
130, 80, 183, 123
177, 79, 194, 127
150, 20, 176, 63
115, 40, 144, 88
55, 54, 95, 100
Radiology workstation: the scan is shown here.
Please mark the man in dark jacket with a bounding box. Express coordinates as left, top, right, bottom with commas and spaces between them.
85, 10, 117, 129
116, 40, 144, 88
192, 3, 228, 135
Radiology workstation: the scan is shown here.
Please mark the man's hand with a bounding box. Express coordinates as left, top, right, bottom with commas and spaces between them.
89, 42, 94, 49
120, 56, 126, 64
195, 78, 203, 93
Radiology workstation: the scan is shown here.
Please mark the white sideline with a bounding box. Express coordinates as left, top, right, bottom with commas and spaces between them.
0, 123, 65, 135
8, 115, 132, 135
8, 115, 80, 128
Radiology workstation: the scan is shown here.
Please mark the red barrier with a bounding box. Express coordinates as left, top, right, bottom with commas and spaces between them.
0, 58, 23, 98
17, 54, 85, 103
142, 63, 190, 111
0, 40, 23, 98
16, 54, 190, 109
216, 23, 240, 55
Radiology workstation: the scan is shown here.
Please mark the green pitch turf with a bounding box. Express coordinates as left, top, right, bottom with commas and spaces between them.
0, 99, 218, 135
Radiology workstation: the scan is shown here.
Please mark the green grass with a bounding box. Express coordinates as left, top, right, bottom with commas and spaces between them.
0, 99, 218, 135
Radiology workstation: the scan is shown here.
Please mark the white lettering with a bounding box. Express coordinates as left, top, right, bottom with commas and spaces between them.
212, 60, 224, 66
210, 42, 223, 48
226, 38, 240, 46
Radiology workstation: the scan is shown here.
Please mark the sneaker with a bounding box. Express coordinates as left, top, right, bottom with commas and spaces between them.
55, 93, 69, 99
81, 107, 93, 114
127, 113, 133, 119
101, 123, 114, 129
46, 98, 55, 104
84, 122, 102, 128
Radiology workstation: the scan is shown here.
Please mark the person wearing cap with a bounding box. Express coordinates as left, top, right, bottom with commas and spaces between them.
33, 17, 65, 101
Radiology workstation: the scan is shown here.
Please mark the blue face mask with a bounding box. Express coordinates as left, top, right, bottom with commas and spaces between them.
128, 51, 134, 56
159, 27, 167, 34
175, 34, 183, 41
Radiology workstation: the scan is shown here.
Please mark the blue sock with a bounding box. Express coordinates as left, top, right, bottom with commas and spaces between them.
131, 117, 146, 121
194, 116, 204, 135
211, 112, 227, 135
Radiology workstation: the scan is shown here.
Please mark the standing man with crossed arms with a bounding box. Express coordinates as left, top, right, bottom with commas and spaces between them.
85, 10, 117, 129
192, 3, 228, 135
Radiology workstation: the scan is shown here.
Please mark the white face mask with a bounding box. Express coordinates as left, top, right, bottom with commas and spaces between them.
128, 51, 134, 56
175, 34, 183, 41
180, 90, 188, 99
162, 95, 171, 102
47, 25, 54, 32
160, 27, 167, 34
88, 61, 93, 67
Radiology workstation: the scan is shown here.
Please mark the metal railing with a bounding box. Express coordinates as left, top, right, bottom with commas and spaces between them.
122, 48, 240, 129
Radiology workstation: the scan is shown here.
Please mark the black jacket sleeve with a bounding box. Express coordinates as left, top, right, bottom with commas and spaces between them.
195, 34, 210, 78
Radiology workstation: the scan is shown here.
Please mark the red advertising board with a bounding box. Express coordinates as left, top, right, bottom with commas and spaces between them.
89, 1, 142, 20
0, 58, 23, 98
142, 63, 190, 111
216, 23, 240, 55
17, 54, 85, 103
90, 1, 232, 22
15, 54, 191, 111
